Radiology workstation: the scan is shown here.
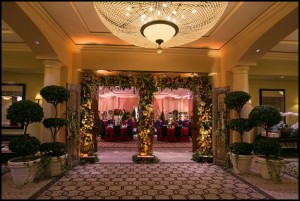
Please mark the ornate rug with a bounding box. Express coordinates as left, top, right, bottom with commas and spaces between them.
30, 163, 275, 200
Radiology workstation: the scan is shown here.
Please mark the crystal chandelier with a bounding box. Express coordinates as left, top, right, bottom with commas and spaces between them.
93, 2, 228, 53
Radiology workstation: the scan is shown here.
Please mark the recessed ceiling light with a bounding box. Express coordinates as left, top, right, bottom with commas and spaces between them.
34, 40, 40, 45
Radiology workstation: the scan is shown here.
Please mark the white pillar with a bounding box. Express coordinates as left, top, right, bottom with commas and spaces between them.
231, 66, 254, 143
41, 60, 63, 143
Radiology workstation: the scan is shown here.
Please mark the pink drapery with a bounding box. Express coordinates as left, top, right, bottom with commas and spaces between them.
98, 96, 193, 118
98, 97, 139, 113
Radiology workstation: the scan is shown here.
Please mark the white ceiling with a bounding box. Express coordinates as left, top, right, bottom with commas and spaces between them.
1, 1, 298, 79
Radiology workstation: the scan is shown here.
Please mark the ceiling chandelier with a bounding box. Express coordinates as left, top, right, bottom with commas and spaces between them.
93, 2, 228, 53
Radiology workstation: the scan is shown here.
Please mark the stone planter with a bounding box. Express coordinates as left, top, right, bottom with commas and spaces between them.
230, 153, 253, 174
8, 156, 40, 186
255, 156, 285, 182
50, 154, 68, 176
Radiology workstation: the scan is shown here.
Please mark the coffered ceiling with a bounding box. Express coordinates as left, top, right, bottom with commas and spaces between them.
1, 2, 298, 80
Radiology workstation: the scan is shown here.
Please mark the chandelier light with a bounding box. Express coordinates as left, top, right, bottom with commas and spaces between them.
93, 2, 228, 53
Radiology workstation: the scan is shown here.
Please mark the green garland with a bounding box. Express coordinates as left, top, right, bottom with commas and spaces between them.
80, 73, 212, 161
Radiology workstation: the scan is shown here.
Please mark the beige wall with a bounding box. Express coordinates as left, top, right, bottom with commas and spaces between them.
2, 50, 298, 141
249, 79, 298, 125
2, 73, 44, 139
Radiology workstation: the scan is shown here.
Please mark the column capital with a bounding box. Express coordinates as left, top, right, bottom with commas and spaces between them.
231, 66, 250, 74
43, 60, 63, 68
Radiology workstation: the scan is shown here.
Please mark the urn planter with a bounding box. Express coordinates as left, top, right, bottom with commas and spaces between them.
230, 153, 253, 174
8, 156, 40, 186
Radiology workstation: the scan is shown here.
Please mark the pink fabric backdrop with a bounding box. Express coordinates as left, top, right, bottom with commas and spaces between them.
99, 96, 192, 119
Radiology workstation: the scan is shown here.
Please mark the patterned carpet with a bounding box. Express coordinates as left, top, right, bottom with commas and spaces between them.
29, 163, 275, 200
2, 139, 298, 200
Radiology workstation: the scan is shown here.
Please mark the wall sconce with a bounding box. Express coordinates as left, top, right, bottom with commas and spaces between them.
35, 93, 42, 105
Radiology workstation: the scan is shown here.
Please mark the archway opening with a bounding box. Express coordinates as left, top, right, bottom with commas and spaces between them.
80, 72, 212, 163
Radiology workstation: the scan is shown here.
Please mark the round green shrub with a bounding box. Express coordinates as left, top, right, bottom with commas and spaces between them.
253, 137, 282, 158
224, 91, 251, 115
9, 135, 41, 157
40, 142, 66, 157
228, 118, 254, 142
229, 142, 253, 155
6, 100, 44, 135
249, 105, 282, 134
40, 85, 70, 107
43, 118, 67, 129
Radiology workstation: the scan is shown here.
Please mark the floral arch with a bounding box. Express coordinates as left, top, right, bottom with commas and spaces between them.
80, 73, 212, 163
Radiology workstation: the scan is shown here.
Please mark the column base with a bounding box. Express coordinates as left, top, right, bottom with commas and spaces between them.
132, 154, 160, 164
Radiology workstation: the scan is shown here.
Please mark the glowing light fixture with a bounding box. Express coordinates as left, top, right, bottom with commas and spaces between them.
93, 2, 228, 53
35, 93, 42, 105
2, 96, 11, 100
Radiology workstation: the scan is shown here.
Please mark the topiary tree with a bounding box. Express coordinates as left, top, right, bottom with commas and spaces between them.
6, 100, 44, 160
40, 85, 70, 118
224, 91, 253, 142
249, 105, 282, 138
224, 91, 251, 118
40, 85, 70, 142
6, 100, 44, 137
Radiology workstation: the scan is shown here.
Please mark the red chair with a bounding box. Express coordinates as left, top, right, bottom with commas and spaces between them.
105, 127, 114, 141
157, 127, 162, 141
120, 126, 127, 141
167, 127, 176, 142
180, 127, 189, 142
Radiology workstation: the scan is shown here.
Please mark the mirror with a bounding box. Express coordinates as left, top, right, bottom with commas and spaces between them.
259, 88, 285, 112
1, 83, 26, 129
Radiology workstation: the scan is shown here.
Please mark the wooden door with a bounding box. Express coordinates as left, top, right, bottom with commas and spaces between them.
66, 83, 81, 166
212, 86, 230, 166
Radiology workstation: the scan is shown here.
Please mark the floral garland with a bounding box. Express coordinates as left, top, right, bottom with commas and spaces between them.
192, 83, 213, 160
80, 75, 96, 156
135, 73, 158, 156
80, 73, 212, 160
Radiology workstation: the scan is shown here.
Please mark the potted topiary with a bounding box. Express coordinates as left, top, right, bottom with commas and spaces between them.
224, 91, 254, 174
40, 85, 70, 176
229, 142, 253, 174
6, 100, 44, 185
253, 137, 285, 182
249, 105, 285, 182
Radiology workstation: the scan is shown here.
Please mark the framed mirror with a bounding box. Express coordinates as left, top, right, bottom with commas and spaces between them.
259, 88, 285, 113
1, 83, 26, 129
